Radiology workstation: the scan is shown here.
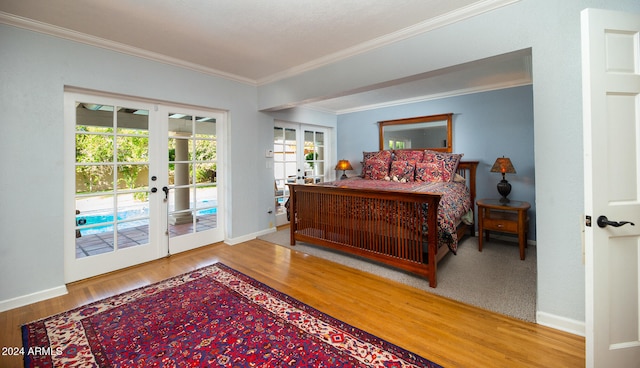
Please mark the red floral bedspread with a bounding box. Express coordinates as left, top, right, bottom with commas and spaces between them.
318, 177, 472, 253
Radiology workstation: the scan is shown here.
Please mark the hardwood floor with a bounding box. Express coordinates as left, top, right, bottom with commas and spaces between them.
1, 238, 584, 367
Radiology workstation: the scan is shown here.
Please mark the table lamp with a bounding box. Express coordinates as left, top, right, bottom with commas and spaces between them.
335, 160, 353, 180
490, 156, 516, 203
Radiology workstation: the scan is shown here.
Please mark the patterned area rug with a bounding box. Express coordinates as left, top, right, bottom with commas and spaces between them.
22, 263, 439, 367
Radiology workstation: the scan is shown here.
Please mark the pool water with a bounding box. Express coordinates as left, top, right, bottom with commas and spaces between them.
197, 207, 217, 215
77, 206, 217, 235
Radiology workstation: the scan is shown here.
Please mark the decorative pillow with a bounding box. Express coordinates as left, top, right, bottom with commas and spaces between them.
423, 150, 463, 182
362, 150, 392, 164
393, 150, 424, 163
389, 160, 416, 182
415, 162, 446, 182
362, 158, 390, 180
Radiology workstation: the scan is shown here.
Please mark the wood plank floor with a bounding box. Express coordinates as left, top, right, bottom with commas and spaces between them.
0, 238, 585, 367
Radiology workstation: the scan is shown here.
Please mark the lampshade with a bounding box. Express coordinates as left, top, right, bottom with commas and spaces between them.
335, 160, 353, 171
490, 157, 516, 203
490, 157, 516, 174
335, 159, 352, 180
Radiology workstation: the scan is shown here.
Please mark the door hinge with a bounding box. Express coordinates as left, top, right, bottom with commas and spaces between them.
585, 215, 592, 227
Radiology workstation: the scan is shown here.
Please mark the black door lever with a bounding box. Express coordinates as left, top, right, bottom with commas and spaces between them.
597, 215, 635, 228
162, 186, 169, 200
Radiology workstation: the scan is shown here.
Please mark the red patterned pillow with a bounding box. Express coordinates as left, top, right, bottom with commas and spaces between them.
362, 150, 392, 164
389, 160, 416, 182
394, 150, 424, 162
363, 158, 390, 180
415, 162, 445, 182
423, 150, 463, 182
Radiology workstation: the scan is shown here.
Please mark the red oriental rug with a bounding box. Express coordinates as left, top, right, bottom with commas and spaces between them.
22, 263, 440, 367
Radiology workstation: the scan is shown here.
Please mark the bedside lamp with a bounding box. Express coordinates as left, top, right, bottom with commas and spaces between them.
490, 156, 516, 203
335, 160, 353, 180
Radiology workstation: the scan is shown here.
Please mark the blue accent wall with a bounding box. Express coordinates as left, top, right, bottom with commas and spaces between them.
337, 85, 536, 240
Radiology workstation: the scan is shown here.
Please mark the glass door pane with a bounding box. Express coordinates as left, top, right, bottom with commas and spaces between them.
274, 126, 298, 215
167, 113, 218, 239
273, 123, 329, 225
304, 129, 325, 184
74, 103, 150, 258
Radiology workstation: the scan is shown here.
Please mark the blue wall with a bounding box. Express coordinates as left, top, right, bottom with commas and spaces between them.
0, 24, 275, 305
337, 85, 536, 240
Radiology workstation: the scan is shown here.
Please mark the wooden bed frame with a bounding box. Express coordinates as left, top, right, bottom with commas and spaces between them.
287, 161, 478, 288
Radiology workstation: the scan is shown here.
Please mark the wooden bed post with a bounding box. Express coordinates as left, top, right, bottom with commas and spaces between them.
288, 184, 297, 246
427, 197, 439, 288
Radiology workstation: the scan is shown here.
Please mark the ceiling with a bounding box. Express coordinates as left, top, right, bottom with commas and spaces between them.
0, 0, 530, 113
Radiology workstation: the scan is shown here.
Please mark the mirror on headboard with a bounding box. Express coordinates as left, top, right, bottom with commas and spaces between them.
378, 113, 453, 152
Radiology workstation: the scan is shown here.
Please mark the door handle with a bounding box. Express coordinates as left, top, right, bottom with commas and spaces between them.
162, 186, 169, 200
597, 215, 635, 228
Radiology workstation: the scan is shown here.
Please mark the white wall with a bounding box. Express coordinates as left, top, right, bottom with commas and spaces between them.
0, 24, 276, 305
257, 0, 640, 331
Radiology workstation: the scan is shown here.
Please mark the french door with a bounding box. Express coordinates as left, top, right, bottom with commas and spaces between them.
65, 90, 225, 282
273, 122, 329, 225
161, 106, 225, 254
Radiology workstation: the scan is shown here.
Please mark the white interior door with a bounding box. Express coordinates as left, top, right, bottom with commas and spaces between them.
582, 8, 640, 367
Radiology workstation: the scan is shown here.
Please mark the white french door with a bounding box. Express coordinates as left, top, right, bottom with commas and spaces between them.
64, 90, 225, 282
273, 122, 330, 225
582, 8, 640, 367
161, 105, 225, 254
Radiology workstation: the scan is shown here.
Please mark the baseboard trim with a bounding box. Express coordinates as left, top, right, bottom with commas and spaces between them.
225, 227, 276, 246
0, 285, 68, 313
536, 311, 585, 337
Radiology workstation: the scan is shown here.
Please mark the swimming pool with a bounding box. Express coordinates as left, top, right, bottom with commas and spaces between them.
77, 206, 217, 235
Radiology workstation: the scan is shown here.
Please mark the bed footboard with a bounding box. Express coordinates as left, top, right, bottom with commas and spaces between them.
288, 184, 442, 287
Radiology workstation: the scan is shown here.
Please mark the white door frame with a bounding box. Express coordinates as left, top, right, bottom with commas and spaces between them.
64, 88, 226, 282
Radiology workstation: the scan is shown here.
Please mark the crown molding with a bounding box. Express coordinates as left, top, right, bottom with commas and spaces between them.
1, 0, 519, 87
257, 0, 520, 85
0, 11, 257, 86
327, 78, 532, 115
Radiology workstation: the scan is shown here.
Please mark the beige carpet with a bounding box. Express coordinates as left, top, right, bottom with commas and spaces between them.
258, 229, 537, 323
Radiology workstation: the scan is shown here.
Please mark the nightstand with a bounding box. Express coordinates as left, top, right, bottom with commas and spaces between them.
477, 199, 530, 260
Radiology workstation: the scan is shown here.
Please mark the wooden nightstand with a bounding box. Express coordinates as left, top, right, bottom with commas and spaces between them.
477, 199, 530, 260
